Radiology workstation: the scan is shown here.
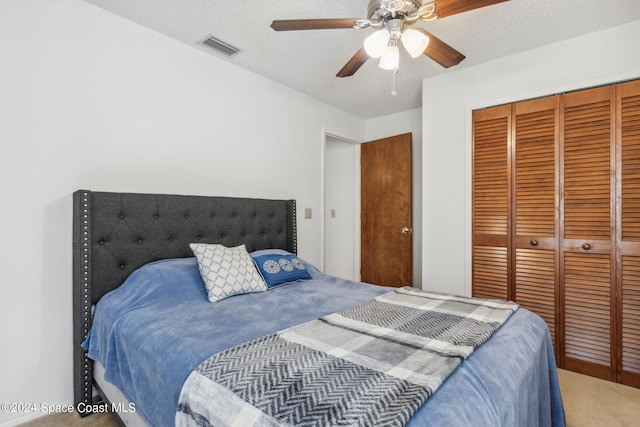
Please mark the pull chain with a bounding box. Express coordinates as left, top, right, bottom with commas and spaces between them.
391, 68, 398, 96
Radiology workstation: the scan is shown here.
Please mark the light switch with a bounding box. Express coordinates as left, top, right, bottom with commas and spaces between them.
331, 209, 336, 218
304, 208, 312, 219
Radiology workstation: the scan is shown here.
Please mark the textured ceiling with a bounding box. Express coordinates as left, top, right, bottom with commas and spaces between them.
81, 0, 640, 119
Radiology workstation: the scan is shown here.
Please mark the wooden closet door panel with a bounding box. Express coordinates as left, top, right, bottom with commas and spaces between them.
515, 248, 557, 346
564, 253, 612, 370
474, 246, 508, 299
621, 257, 640, 380
561, 86, 616, 379
472, 105, 510, 300
620, 80, 640, 242
563, 87, 614, 241
512, 97, 558, 348
618, 80, 640, 386
473, 106, 510, 239
513, 98, 558, 238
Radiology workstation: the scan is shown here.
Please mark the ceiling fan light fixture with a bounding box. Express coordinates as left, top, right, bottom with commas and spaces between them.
378, 44, 399, 70
401, 28, 429, 58
364, 29, 390, 58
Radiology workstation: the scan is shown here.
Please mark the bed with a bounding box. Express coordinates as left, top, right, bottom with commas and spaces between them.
73, 190, 565, 426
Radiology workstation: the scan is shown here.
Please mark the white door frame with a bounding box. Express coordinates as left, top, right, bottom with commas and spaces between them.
320, 128, 361, 280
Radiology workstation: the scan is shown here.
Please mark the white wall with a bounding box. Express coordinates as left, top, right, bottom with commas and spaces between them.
421, 20, 640, 297
365, 109, 423, 287
0, 0, 366, 424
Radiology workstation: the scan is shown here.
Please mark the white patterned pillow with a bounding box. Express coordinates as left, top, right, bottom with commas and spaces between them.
190, 243, 267, 302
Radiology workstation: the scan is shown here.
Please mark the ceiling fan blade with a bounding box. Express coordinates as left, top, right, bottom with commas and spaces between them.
417, 29, 465, 68
271, 19, 358, 31
336, 48, 369, 78
435, 0, 509, 19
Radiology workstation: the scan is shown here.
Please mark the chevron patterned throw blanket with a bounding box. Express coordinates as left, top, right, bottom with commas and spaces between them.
176, 287, 518, 427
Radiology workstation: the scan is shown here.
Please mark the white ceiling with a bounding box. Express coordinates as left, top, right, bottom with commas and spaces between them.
81, 0, 640, 119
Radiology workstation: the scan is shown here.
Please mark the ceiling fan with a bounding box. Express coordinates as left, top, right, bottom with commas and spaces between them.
271, 0, 509, 77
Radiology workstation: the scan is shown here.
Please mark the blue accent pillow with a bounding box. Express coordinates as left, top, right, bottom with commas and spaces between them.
251, 254, 312, 288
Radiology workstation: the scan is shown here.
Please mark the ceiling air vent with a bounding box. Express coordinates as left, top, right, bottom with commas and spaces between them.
199, 35, 241, 57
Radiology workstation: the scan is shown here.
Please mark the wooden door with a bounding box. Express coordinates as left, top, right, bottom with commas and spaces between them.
471, 80, 640, 387
618, 79, 640, 387
472, 105, 511, 300
512, 96, 560, 350
560, 86, 616, 380
361, 133, 412, 287
472, 99, 560, 353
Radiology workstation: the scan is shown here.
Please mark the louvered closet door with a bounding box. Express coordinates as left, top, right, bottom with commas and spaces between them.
618, 80, 640, 387
561, 86, 616, 380
472, 105, 510, 300
512, 97, 559, 350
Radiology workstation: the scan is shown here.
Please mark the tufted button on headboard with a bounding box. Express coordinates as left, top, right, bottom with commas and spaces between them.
72, 190, 297, 415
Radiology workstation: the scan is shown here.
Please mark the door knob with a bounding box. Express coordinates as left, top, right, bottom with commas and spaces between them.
530, 239, 538, 246
582, 243, 592, 250
400, 227, 411, 234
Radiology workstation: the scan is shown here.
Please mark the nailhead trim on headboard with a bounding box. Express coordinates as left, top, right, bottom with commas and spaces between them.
73, 191, 93, 412
289, 199, 297, 254
72, 190, 297, 416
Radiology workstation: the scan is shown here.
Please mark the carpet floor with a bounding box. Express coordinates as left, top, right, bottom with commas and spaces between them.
558, 369, 640, 426
17, 369, 640, 426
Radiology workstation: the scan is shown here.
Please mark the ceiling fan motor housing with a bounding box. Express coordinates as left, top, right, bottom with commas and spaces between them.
380, 0, 408, 11
368, 0, 435, 25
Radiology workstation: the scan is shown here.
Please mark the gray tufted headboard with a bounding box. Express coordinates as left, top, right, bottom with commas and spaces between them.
72, 190, 297, 414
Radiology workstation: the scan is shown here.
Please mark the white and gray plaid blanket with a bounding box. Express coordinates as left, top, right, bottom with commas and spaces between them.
176, 287, 518, 427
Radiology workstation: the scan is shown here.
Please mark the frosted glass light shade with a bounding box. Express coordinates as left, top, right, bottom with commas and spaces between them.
401, 28, 430, 58
379, 45, 399, 70
363, 29, 390, 58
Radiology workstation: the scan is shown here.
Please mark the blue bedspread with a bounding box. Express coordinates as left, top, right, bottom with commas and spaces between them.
83, 256, 565, 427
